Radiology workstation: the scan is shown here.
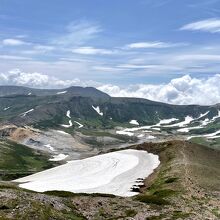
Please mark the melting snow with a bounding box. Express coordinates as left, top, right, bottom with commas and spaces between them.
20, 109, 34, 117
56, 130, 70, 135
92, 105, 103, 116
156, 118, 178, 126
164, 116, 194, 128
187, 130, 220, 140
66, 110, 71, 119
61, 120, 73, 128
74, 121, 84, 128
3, 107, 10, 111
14, 149, 160, 197
146, 135, 156, 139
49, 154, 69, 161
57, 91, 67, 95
129, 120, 139, 125
116, 130, 134, 136
44, 144, 55, 152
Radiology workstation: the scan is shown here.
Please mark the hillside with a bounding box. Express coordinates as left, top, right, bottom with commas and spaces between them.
0, 85, 219, 129
0, 141, 219, 219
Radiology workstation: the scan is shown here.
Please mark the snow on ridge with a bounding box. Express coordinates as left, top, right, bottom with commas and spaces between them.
20, 109, 34, 117
129, 120, 139, 125
14, 149, 160, 197
49, 154, 69, 161
92, 105, 103, 116
57, 91, 67, 95
74, 121, 84, 128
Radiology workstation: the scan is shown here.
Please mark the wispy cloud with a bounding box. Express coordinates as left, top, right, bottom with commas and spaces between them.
126, 41, 187, 49
2, 38, 30, 46
0, 55, 32, 60
72, 46, 115, 55
52, 20, 102, 46
180, 18, 220, 33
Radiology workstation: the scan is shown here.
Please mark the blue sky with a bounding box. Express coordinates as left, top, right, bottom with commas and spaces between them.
1, 0, 220, 87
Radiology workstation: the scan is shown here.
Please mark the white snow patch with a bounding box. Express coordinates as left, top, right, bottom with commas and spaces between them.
164, 116, 194, 128
56, 91, 67, 95
28, 92, 32, 95
66, 110, 71, 119
49, 154, 69, 161
92, 105, 103, 116
20, 109, 34, 117
14, 149, 160, 197
56, 130, 70, 135
61, 120, 73, 128
156, 118, 178, 126
74, 121, 84, 128
129, 120, 139, 125
196, 111, 210, 120
116, 130, 134, 136
3, 107, 10, 111
212, 110, 220, 120
187, 130, 220, 140
177, 126, 203, 133
146, 135, 156, 140
152, 127, 160, 131
44, 144, 55, 152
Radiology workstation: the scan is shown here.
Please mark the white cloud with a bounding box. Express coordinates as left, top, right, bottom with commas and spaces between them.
126, 41, 186, 49
0, 69, 219, 105
98, 74, 220, 105
2, 38, 29, 46
72, 46, 114, 55
0, 69, 95, 88
0, 55, 32, 60
180, 18, 220, 33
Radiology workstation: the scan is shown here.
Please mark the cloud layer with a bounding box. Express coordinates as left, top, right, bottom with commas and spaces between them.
98, 74, 220, 105
0, 69, 219, 105
0, 69, 95, 88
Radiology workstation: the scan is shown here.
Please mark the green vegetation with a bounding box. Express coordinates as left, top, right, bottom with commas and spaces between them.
125, 209, 137, 217
190, 136, 220, 150
0, 140, 57, 180
136, 194, 170, 205
212, 208, 220, 218
44, 190, 116, 198
171, 210, 191, 219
